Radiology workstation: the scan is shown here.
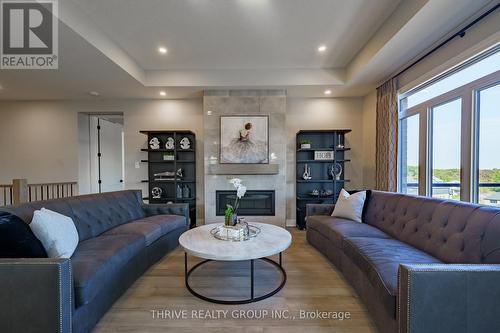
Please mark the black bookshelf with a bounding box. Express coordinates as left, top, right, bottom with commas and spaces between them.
295, 129, 351, 230
140, 130, 196, 228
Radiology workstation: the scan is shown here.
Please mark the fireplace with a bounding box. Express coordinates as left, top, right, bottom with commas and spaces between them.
216, 190, 275, 216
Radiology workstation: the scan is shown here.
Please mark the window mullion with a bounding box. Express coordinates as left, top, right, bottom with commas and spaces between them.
461, 90, 473, 202
419, 108, 428, 196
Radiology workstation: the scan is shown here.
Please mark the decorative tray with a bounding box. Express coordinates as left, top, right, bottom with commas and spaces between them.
210, 224, 261, 242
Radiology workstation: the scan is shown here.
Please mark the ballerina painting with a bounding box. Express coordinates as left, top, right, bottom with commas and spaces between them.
220, 116, 269, 164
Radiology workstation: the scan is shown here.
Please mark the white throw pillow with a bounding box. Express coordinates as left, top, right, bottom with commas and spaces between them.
331, 189, 366, 223
30, 208, 79, 258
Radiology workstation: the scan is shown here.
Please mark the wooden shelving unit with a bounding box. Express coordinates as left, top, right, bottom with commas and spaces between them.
140, 130, 196, 228
295, 129, 351, 229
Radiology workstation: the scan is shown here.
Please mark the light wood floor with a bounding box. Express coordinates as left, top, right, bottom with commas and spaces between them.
94, 228, 378, 333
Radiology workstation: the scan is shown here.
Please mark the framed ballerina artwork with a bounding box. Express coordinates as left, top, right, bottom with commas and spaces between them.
220, 115, 269, 164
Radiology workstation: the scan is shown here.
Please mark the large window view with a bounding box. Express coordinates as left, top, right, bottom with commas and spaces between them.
477, 83, 500, 206
400, 115, 419, 195
431, 99, 461, 200
399, 47, 500, 205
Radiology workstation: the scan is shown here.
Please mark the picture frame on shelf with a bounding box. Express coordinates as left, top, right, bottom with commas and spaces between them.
314, 150, 334, 160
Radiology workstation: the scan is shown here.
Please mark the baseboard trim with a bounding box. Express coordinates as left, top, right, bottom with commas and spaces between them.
286, 219, 296, 227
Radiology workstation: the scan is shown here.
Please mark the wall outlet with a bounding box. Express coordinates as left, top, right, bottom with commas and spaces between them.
135, 161, 140, 169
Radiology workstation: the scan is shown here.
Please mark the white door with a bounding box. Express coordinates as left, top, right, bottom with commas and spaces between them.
90, 116, 124, 193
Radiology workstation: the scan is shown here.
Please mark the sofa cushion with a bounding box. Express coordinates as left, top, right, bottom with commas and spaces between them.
71, 233, 146, 308
344, 237, 442, 294
103, 215, 186, 246
343, 237, 442, 316
0, 211, 47, 258
364, 191, 500, 264
307, 215, 390, 249
139, 215, 187, 234
30, 208, 79, 258
332, 189, 367, 222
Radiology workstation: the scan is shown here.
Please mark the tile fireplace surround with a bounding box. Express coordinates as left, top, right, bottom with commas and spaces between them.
203, 90, 286, 226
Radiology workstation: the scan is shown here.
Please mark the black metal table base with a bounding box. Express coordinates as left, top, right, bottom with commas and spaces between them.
184, 252, 286, 304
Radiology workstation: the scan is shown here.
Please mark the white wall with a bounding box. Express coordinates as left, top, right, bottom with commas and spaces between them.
78, 112, 91, 194
0, 101, 79, 184
362, 91, 377, 189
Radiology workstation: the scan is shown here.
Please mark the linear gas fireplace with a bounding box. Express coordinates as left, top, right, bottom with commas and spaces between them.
216, 190, 275, 216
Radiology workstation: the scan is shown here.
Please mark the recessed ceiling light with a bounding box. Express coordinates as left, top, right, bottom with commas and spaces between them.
318, 45, 327, 52
158, 46, 168, 54
89, 91, 99, 96
159, 90, 166, 96
324, 90, 332, 95
207, 110, 213, 116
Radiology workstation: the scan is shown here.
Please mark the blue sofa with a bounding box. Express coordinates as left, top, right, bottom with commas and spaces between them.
0, 190, 188, 333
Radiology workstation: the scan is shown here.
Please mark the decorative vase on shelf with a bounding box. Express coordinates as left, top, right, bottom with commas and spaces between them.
182, 185, 190, 198
176, 185, 183, 199
337, 134, 345, 149
302, 163, 312, 180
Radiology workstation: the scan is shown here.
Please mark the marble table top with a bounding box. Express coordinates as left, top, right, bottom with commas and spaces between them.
179, 222, 292, 261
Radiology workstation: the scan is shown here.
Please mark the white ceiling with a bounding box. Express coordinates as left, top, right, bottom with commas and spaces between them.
0, 0, 497, 100
74, 0, 399, 70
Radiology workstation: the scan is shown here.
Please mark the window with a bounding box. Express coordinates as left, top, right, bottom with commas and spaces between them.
477, 83, 500, 206
398, 47, 500, 205
406, 51, 500, 108
431, 99, 461, 200
399, 114, 419, 195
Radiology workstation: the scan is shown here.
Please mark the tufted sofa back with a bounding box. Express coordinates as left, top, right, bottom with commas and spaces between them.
364, 191, 500, 264
1, 190, 146, 242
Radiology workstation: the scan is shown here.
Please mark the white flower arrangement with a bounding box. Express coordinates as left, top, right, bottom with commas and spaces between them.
229, 178, 247, 199
225, 178, 247, 225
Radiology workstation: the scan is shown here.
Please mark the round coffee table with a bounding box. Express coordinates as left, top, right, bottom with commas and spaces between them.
179, 222, 292, 304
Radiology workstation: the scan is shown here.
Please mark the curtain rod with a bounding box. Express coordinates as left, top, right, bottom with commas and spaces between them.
390, 3, 499, 81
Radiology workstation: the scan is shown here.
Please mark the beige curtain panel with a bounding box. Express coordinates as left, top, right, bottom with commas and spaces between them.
375, 78, 398, 192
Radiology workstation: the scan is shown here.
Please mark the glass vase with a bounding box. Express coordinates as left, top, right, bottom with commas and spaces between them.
224, 213, 238, 226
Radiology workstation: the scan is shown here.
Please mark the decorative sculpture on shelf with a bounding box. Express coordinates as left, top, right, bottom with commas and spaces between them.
302, 163, 312, 180
149, 137, 160, 150
329, 163, 343, 180
151, 187, 162, 199
165, 137, 175, 150
180, 137, 191, 150
154, 168, 183, 180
